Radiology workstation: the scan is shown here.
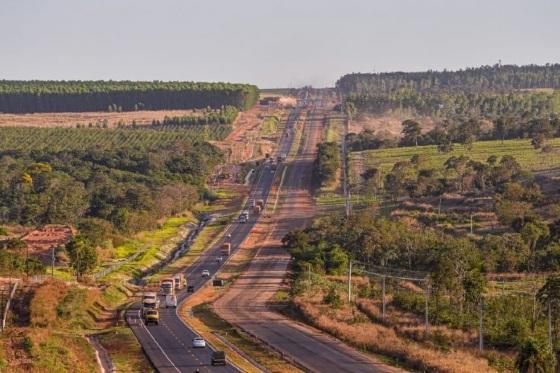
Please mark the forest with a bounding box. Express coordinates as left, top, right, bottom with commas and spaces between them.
337, 64, 560, 94
0, 141, 223, 240
0, 80, 259, 113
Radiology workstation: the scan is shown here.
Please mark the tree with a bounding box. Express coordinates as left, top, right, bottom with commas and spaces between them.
77, 218, 113, 247
65, 235, 98, 280
401, 120, 422, 146
515, 337, 556, 373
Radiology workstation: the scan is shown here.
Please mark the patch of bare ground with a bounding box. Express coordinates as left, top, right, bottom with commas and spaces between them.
0, 109, 202, 128
213, 104, 282, 163
350, 113, 436, 137
292, 293, 497, 373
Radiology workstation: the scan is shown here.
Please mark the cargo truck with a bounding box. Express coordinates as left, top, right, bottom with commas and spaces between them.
254, 205, 262, 215
142, 298, 158, 317
239, 210, 249, 223
172, 273, 186, 290
221, 242, 231, 256
160, 278, 174, 295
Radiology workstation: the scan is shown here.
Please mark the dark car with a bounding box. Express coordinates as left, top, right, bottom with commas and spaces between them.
187, 285, 194, 293
211, 351, 226, 366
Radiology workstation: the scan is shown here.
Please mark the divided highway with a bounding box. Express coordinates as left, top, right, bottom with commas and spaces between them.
215, 95, 402, 373
126, 105, 302, 372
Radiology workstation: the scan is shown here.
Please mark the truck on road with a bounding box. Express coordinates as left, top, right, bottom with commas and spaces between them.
239, 210, 249, 223
141, 298, 158, 317
221, 242, 231, 256
160, 278, 174, 295
172, 273, 186, 290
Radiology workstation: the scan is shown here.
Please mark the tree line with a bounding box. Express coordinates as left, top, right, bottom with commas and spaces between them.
0, 80, 259, 113
345, 89, 560, 119
337, 64, 560, 94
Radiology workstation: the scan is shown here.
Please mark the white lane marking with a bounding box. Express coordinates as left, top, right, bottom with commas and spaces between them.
136, 310, 181, 373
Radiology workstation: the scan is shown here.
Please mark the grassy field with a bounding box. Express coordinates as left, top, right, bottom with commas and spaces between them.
355, 138, 560, 174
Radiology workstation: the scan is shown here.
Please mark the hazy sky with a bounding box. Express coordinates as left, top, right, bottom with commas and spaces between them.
1, 0, 559, 87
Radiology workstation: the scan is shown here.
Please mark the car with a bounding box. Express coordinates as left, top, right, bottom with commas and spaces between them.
225, 233, 232, 239
216, 256, 223, 263
187, 285, 194, 293
192, 337, 206, 348
201, 269, 210, 277
144, 309, 159, 325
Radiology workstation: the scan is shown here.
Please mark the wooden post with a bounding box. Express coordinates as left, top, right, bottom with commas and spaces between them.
382, 276, 386, 319
479, 297, 484, 353
425, 284, 430, 335
348, 261, 352, 303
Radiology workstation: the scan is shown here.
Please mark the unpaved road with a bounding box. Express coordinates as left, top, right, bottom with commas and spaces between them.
215, 92, 402, 373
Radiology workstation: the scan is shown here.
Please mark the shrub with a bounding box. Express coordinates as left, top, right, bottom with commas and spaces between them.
323, 286, 343, 309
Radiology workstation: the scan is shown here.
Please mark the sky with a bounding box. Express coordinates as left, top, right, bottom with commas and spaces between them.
1, 0, 559, 88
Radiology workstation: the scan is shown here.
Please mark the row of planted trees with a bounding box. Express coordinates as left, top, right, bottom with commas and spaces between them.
0, 80, 259, 113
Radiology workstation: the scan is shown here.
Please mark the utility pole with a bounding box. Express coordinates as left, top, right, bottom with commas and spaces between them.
479, 297, 484, 353
347, 260, 352, 303
51, 247, 55, 278
308, 263, 312, 293
424, 284, 430, 335
548, 300, 552, 348
470, 214, 474, 234
382, 276, 386, 319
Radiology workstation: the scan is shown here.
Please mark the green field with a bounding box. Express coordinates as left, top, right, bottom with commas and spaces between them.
354, 138, 560, 173
0, 125, 230, 151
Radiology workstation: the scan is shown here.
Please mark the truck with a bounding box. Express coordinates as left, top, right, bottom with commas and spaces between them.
254, 205, 262, 215
172, 273, 186, 290
211, 351, 227, 366
221, 242, 231, 256
160, 278, 174, 295
144, 309, 160, 325
256, 199, 264, 208
165, 294, 177, 308
239, 210, 249, 223
142, 292, 159, 307
142, 298, 158, 317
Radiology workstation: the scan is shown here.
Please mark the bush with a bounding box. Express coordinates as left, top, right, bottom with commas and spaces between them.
323, 286, 343, 309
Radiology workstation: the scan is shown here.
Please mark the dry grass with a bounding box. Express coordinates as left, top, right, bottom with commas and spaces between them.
0, 110, 200, 128
292, 296, 496, 373
350, 113, 436, 137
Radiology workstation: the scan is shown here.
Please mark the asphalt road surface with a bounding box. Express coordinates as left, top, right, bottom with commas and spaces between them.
126, 102, 303, 373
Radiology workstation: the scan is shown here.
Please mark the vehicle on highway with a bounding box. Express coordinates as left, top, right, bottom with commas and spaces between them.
173, 273, 186, 290
216, 256, 223, 263
211, 351, 226, 366
192, 336, 206, 348
201, 269, 210, 277
165, 294, 177, 308
249, 199, 255, 208
141, 298, 158, 317
225, 233, 232, 239
160, 278, 174, 295
254, 205, 262, 214
239, 210, 249, 223
187, 285, 194, 293
144, 309, 159, 325
221, 242, 231, 256
142, 292, 160, 308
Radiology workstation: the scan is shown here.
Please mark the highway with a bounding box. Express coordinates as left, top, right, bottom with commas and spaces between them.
214, 93, 402, 373
126, 101, 303, 372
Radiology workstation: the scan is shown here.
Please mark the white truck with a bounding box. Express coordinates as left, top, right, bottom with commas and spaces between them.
165, 294, 178, 308
160, 278, 174, 295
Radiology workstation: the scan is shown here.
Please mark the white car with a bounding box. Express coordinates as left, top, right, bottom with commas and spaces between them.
165, 294, 177, 308
201, 270, 210, 277
192, 336, 206, 348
